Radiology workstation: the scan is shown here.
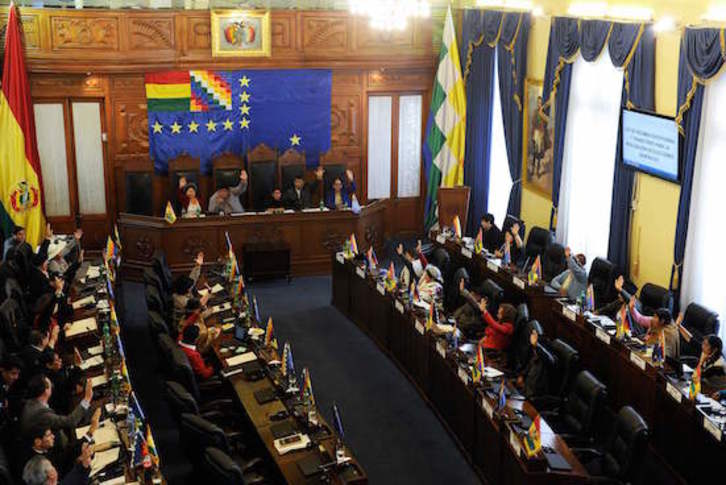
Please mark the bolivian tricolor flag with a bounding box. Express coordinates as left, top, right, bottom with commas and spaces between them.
145, 71, 191, 112
0, 5, 46, 247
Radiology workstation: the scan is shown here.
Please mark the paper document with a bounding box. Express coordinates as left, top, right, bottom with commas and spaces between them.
66, 317, 98, 337
90, 374, 108, 388
483, 367, 504, 379
72, 295, 96, 310
90, 447, 120, 477
87, 345, 103, 356
226, 351, 257, 367
211, 302, 232, 314
86, 267, 101, 279
80, 355, 104, 370
76, 419, 120, 447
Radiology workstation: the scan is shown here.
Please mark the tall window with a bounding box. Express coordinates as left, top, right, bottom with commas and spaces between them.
556, 48, 624, 265
488, 50, 512, 225
681, 73, 726, 344
367, 93, 423, 200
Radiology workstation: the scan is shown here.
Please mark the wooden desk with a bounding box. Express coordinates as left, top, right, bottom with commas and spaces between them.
119, 202, 386, 279
332, 256, 588, 485
429, 234, 726, 483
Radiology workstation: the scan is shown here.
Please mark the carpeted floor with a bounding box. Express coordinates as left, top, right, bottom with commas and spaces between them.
121, 276, 481, 485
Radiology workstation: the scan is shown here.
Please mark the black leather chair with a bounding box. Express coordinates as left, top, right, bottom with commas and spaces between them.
542, 370, 607, 446
532, 342, 557, 398
680, 303, 720, 359
638, 283, 673, 316
573, 406, 649, 484
446, 267, 469, 312
202, 447, 263, 485
547, 339, 581, 400
588, 258, 616, 310
476, 279, 504, 313
510, 320, 544, 373
148, 311, 170, 342
151, 250, 173, 297
0, 297, 28, 353
524, 226, 553, 268
249, 160, 278, 211
168, 343, 224, 403
542, 243, 566, 282
145, 285, 166, 318
278, 148, 306, 192
164, 381, 235, 426
180, 414, 265, 484
431, 248, 451, 288
157, 333, 177, 377
0, 442, 12, 485
125, 171, 153, 216
502, 215, 525, 241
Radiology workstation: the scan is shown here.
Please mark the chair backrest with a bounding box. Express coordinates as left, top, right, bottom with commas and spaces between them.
446, 267, 469, 312
164, 380, 199, 422
157, 333, 177, 375
202, 447, 245, 485
321, 164, 346, 193
477, 279, 504, 312
151, 250, 173, 295
515, 303, 530, 330
588, 257, 615, 309
180, 413, 230, 464
212, 152, 243, 191
535, 342, 557, 395
564, 370, 607, 438
125, 171, 153, 216
639, 283, 673, 316
148, 311, 170, 340
604, 406, 649, 481
511, 319, 543, 372
682, 303, 720, 357
431, 248, 450, 278
0, 297, 27, 352
278, 148, 306, 191
548, 338, 580, 398
525, 227, 553, 260
143, 268, 164, 295
170, 345, 201, 400
249, 160, 278, 211
145, 285, 166, 316
542, 243, 566, 282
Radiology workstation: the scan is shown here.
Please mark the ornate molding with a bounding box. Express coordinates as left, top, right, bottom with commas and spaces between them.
135, 235, 154, 260
51, 16, 119, 50
302, 16, 347, 52
182, 236, 209, 258
322, 231, 347, 252
245, 224, 283, 244
331, 95, 360, 148
129, 18, 174, 51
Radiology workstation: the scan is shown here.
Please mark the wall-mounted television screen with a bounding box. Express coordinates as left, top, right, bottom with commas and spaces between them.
622, 108, 680, 183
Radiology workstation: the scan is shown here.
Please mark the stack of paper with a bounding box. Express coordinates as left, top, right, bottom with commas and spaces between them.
225, 351, 257, 367
65, 317, 97, 338
86, 266, 102, 279
86, 344, 104, 356
211, 302, 232, 314
76, 419, 121, 447
79, 355, 104, 370
90, 447, 120, 477
72, 295, 96, 310
90, 374, 108, 388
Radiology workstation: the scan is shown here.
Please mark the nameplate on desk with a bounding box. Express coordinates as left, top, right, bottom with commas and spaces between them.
629, 352, 647, 371
665, 382, 683, 403
395, 301, 405, 314
336, 253, 345, 265
461, 247, 473, 259
415, 320, 425, 335
512, 277, 526, 290
595, 327, 611, 345
436, 234, 446, 244
458, 367, 470, 385
562, 306, 577, 322
509, 430, 522, 457
356, 267, 366, 279
487, 261, 499, 273
704, 418, 723, 442
376, 283, 385, 295
436, 341, 447, 358
482, 397, 494, 418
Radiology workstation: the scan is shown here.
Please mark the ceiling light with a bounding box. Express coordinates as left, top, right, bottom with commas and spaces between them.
568, 2, 608, 18
653, 16, 677, 32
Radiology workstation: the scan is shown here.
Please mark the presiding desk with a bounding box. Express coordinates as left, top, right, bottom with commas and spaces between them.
428, 232, 726, 484
118, 201, 386, 279
332, 255, 588, 485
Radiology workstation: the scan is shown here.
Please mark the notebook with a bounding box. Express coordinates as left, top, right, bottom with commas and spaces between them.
226, 351, 257, 368
271, 421, 298, 439
253, 387, 277, 405
544, 449, 572, 472
90, 447, 120, 477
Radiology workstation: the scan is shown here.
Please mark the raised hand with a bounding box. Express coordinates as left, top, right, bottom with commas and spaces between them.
45, 223, 53, 240
564, 246, 571, 259
315, 166, 325, 180
511, 222, 520, 235
84, 378, 93, 403
396, 243, 403, 256
345, 169, 354, 182
194, 251, 204, 266
178, 176, 187, 189
240, 170, 248, 182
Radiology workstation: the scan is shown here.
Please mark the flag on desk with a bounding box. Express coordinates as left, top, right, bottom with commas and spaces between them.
264, 317, 277, 349
0, 4, 46, 248
366, 247, 378, 271
332, 402, 345, 439
281, 342, 295, 377
528, 256, 542, 285
524, 415, 542, 457
349, 234, 358, 256
689, 364, 701, 400
472, 343, 485, 384
423, 5, 466, 231
475, 228, 483, 255
452, 215, 462, 239
253, 296, 261, 324
114, 223, 123, 250
164, 201, 177, 224
497, 382, 507, 411
384, 262, 397, 292
652, 329, 665, 366
145, 69, 331, 174
426, 302, 435, 331
146, 424, 160, 468
301, 367, 315, 406
502, 241, 511, 266
585, 284, 595, 312
235, 275, 245, 297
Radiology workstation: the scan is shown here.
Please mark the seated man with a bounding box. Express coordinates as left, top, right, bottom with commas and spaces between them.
478, 299, 516, 351
479, 213, 503, 253
264, 187, 285, 211
22, 446, 92, 485
21, 329, 58, 380
208, 170, 248, 215
3, 225, 26, 260
179, 324, 216, 381
284, 167, 323, 211
550, 247, 587, 302
0, 356, 23, 437
325, 170, 356, 210
20, 375, 94, 454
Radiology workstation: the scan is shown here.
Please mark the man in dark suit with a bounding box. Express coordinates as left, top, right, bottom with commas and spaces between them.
20, 329, 57, 380
480, 213, 504, 253
284, 167, 323, 211
0, 356, 22, 439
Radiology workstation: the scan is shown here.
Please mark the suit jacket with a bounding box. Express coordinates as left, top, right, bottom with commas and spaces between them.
20, 345, 51, 379
28, 267, 54, 303
325, 181, 356, 210
20, 399, 89, 448
482, 225, 504, 253
283, 180, 319, 211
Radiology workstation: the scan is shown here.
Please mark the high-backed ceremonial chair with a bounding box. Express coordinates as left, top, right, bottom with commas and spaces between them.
572, 406, 649, 484
278, 148, 306, 192
247, 143, 278, 211
169, 154, 202, 211
542, 243, 567, 282
524, 226, 553, 271
639, 283, 673, 316
124, 170, 153, 216
164, 381, 235, 426
588, 258, 616, 310
507, 304, 532, 370
680, 303, 720, 360
212, 153, 244, 191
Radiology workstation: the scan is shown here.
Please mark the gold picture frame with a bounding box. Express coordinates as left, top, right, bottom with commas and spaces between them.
211, 10, 271, 58
521, 78, 555, 199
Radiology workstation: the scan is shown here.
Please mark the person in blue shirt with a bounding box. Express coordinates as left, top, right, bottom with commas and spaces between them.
325, 170, 356, 210
550, 246, 587, 302
3, 225, 25, 260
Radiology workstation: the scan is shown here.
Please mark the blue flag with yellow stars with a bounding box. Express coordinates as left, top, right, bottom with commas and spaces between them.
145, 69, 332, 174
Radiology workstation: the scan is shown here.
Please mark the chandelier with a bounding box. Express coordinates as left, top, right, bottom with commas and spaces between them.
349, 0, 431, 31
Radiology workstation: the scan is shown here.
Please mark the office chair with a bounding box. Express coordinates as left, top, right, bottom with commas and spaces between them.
527, 342, 557, 399
541, 370, 607, 447
476, 279, 504, 313
572, 406, 649, 484
588, 258, 616, 310
180, 414, 265, 484
0, 297, 28, 353
157, 333, 178, 376
148, 311, 170, 343
203, 447, 266, 485
168, 344, 224, 403
524, 227, 553, 267
510, 319, 544, 373
547, 339, 581, 401
638, 283, 673, 316
515, 303, 530, 330
164, 381, 237, 427
143, 267, 165, 297
542, 243, 567, 282
680, 303, 720, 361
446, 267, 470, 312
151, 250, 173, 296
144, 285, 167, 319
431, 248, 450, 280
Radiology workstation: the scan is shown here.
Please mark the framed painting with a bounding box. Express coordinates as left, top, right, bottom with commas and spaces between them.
522, 79, 555, 198
211, 10, 271, 57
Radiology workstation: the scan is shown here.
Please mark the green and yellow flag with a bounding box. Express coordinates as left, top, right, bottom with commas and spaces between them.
423, 5, 466, 231
0, 4, 46, 247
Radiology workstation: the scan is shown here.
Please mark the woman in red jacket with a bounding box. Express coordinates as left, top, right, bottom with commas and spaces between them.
478, 299, 516, 351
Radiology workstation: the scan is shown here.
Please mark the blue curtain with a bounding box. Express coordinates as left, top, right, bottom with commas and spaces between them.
541, 17, 579, 230
669, 28, 724, 299
497, 13, 530, 219
607, 24, 655, 274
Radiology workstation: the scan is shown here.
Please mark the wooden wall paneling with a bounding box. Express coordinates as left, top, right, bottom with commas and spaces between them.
301, 12, 350, 57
